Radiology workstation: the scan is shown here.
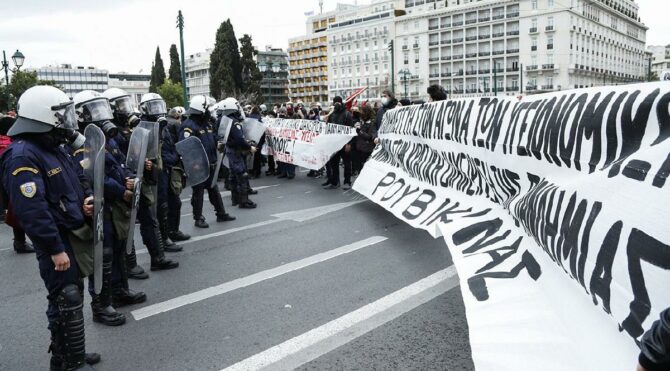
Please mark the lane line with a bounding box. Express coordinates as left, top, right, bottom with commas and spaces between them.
222, 266, 458, 371
180, 184, 279, 202
134, 219, 284, 256
131, 236, 388, 321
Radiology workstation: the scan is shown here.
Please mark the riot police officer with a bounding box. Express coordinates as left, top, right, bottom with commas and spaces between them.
161, 107, 190, 241
179, 95, 235, 228
73, 91, 147, 326
1, 86, 100, 370
220, 98, 257, 209
103, 88, 148, 280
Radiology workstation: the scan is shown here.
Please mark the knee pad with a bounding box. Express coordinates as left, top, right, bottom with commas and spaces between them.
57, 284, 82, 308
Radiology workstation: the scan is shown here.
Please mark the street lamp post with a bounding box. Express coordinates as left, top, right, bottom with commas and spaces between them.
177, 11, 188, 106
399, 69, 410, 100
2, 49, 25, 111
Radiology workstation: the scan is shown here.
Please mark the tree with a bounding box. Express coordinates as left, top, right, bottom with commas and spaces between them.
150, 46, 166, 93
168, 44, 182, 84
209, 19, 243, 100
239, 34, 264, 105
157, 80, 184, 108
647, 71, 659, 82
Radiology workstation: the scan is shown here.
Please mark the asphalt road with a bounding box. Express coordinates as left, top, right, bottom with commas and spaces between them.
0, 171, 473, 371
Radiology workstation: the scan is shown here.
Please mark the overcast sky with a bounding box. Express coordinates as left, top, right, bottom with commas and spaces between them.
0, 0, 666, 74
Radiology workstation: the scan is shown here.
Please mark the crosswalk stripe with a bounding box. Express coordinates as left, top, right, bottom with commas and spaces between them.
222, 266, 459, 371
131, 236, 388, 321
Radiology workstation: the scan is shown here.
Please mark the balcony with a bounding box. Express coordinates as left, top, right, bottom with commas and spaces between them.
441, 39, 451, 45
507, 30, 519, 36
429, 41, 439, 46
479, 51, 491, 56
531, 46, 537, 51
547, 44, 554, 50
492, 32, 505, 38
507, 67, 519, 72
526, 85, 537, 91
526, 65, 539, 71
466, 19, 478, 25
529, 27, 538, 33
452, 71, 464, 76
441, 72, 451, 77
492, 14, 505, 20
541, 85, 554, 90
466, 36, 478, 41
479, 34, 490, 40
541, 63, 556, 70
507, 12, 519, 18
492, 50, 505, 55
465, 52, 478, 58
506, 86, 518, 92
413, 43, 420, 49
441, 56, 452, 61
452, 89, 464, 94
453, 21, 464, 26
429, 24, 439, 30
429, 57, 440, 62
479, 69, 491, 74
402, 45, 409, 50
452, 37, 464, 43
429, 73, 440, 78
453, 54, 464, 60
466, 70, 478, 75
507, 48, 519, 53
479, 17, 490, 22
545, 25, 555, 32
441, 23, 452, 28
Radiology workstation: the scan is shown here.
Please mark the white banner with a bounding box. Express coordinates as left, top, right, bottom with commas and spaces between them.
263, 118, 356, 170
354, 82, 670, 370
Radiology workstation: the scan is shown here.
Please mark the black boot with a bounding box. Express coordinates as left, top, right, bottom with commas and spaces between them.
237, 174, 257, 209
158, 202, 181, 252
231, 190, 240, 206
150, 257, 179, 271
217, 213, 236, 221
85, 353, 101, 365
194, 217, 209, 228
13, 239, 35, 254
91, 248, 126, 326
125, 245, 148, 280
168, 230, 191, 241
111, 287, 147, 308
54, 284, 96, 370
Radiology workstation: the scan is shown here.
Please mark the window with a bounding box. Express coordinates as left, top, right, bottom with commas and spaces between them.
414, 21, 419, 29
531, 0, 537, 10
532, 18, 537, 29
548, 17, 554, 28
531, 37, 538, 51
548, 0, 555, 8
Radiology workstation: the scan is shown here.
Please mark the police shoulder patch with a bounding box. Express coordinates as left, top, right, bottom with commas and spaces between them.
12, 167, 39, 176
184, 132, 191, 138
20, 182, 37, 198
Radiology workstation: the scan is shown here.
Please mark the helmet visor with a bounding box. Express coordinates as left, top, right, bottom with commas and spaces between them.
114, 96, 134, 115
145, 100, 167, 115
53, 102, 77, 130
81, 99, 113, 122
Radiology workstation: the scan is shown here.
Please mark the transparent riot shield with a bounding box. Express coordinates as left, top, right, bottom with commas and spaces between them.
211, 116, 234, 188
124, 126, 150, 254
176, 136, 210, 187
137, 121, 160, 215
82, 124, 105, 295
242, 118, 266, 144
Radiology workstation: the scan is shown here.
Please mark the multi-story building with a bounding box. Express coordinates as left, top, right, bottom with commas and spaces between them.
397, 0, 647, 100
108, 73, 150, 105
327, 0, 404, 101
288, 6, 350, 105
647, 44, 670, 78
257, 46, 290, 106
185, 48, 212, 99
28, 64, 108, 98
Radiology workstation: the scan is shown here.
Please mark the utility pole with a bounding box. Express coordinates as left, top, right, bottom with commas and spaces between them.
2, 51, 9, 111
177, 10, 188, 107
399, 69, 410, 99
647, 56, 652, 81
493, 62, 498, 96
388, 41, 395, 94
519, 63, 523, 95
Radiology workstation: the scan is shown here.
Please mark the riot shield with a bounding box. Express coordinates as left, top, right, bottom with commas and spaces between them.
82, 124, 105, 295
210, 116, 234, 188
176, 136, 210, 186
242, 118, 266, 144
138, 121, 160, 215
124, 126, 150, 254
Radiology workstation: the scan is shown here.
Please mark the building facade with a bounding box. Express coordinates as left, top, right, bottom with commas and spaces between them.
396, 0, 647, 100
185, 48, 212, 99
257, 46, 290, 106
108, 73, 150, 105
288, 7, 348, 105
647, 44, 670, 79
28, 64, 108, 98
327, 0, 404, 101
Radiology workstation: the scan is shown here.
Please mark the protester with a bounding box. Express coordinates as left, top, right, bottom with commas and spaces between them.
398, 98, 411, 107
247, 106, 264, 178
637, 307, 670, 371
374, 90, 398, 131
427, 84, 447, 102
324, 96, 354, 190
354, 105, 377, 174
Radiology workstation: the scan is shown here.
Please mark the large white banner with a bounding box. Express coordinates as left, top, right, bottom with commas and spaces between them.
263, 118, 356, 170
354, 82, 670, 370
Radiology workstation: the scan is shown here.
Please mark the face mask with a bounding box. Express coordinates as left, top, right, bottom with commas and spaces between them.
334, 102, 343, 112
98, 121, 119, 139
381, 97, 389, 107
55, 128, 86, 150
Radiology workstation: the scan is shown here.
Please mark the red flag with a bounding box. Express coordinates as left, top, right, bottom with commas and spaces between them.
345, 86, 367, 111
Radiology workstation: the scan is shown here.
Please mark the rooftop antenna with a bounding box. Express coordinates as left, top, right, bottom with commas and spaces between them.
319, 0, 323, 14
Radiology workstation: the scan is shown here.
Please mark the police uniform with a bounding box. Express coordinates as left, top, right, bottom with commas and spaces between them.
179, 114, 232, 226
159, 117, 188, 241
226, 121, 256, 208
1, 139, 94, 369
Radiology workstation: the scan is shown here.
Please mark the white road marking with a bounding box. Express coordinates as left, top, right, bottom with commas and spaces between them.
180, 184, 279, 202
222, 266, 458, 371
131, 236, 388, 321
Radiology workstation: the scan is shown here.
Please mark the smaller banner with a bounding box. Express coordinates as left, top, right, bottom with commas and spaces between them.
262, 118, 356, 170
